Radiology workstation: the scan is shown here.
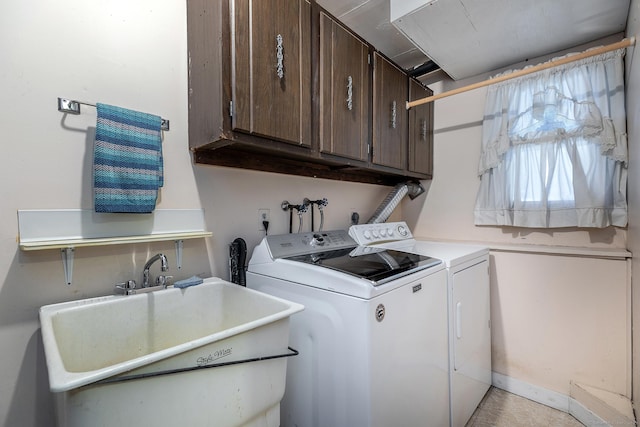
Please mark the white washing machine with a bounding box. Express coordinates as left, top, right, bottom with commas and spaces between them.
247, 229, 450, 427
350, 222, 492, 427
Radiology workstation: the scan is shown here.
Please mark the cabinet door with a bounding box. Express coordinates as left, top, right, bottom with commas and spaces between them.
372, 52, 407, 170
408, 80, 433, 175
319, 13, 369, 161
233, 0, 311, 146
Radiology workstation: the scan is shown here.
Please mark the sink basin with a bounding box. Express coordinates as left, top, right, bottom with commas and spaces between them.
40, 277, 303, 427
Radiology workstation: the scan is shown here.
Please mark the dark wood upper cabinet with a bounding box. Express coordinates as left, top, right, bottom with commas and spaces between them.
408, 79, 434, 175
319, 12, 369, 162
372, 52, 408, 170
186, 0, 433, 185
233, 0, 311, 146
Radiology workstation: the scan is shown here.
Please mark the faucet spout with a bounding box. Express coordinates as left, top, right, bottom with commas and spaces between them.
142, 253, 168, 288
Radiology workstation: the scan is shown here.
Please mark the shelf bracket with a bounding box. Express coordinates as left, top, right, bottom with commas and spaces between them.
175, 240, 184, 270
61, 247, 74, 285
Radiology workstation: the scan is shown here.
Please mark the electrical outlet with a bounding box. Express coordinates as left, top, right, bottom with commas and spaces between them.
258, 209, 270, 231
350, 209, 360, 225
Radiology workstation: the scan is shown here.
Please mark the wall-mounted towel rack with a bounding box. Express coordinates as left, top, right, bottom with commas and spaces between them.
57, 97, 170, 131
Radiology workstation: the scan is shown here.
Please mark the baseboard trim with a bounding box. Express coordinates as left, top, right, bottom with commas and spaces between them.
491, 372, 613, 426
569, 397, 612, 427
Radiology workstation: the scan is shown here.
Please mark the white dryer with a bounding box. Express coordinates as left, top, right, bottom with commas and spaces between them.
350, 222, 492, 427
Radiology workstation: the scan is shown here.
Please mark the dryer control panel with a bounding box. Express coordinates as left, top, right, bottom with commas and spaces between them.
348, 221, 413, 245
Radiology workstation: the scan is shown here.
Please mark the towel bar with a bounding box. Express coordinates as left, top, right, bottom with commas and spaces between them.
57, 97, 170, 131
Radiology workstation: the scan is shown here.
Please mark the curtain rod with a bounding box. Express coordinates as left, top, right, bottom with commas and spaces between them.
406, 37, 636, 110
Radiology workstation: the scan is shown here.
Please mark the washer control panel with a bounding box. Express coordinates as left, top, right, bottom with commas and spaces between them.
348, 221, 413, 245
267, 229, 356, 259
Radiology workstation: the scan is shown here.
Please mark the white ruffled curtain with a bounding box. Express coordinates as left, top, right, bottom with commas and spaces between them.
474, 48, 628, 228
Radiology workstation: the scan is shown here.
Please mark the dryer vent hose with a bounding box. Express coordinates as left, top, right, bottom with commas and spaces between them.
366, 181, 425, 224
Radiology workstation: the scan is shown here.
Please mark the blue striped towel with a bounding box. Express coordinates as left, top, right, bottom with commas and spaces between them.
94, 103, 163, 213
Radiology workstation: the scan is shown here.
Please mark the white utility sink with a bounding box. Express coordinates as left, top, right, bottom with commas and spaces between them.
40, 277, 303, 427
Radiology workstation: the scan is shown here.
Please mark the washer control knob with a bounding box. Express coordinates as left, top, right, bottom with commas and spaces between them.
397, 224, 408, 237
387, 227, 395, 237
310, 234, 325, 246
372, 229, 379, 238
380, 228, 387, 237
363, 229, 372, 240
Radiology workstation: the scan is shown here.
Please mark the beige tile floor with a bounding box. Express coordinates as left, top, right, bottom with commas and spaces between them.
466, 387, 584, 427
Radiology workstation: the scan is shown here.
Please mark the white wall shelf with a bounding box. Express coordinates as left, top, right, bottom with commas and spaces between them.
17, 209, 212, 285
19, 231, 211, 251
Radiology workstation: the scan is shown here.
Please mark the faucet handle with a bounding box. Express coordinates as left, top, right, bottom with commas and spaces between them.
156, 275, 174, 288
115, 280, 137, 295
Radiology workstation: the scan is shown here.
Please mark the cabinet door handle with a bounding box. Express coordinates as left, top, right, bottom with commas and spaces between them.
276, 34, 284, 79
346, 76, 353, 111
390, 100, 397, 129
456, 301, 462, 339
420, 119, 427, 141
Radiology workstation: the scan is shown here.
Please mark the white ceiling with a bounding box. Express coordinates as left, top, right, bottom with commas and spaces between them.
318, 0, 630, 80
316, 0, 427, 70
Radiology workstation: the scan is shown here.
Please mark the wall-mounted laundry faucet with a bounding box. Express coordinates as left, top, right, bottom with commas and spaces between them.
115, 253, 173, 296
282, 198, 329, 233
281, 201, 308, 233
304, 198, 328, 232
142, 253, 170, 288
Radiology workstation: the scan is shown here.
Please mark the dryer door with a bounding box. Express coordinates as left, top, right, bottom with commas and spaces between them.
452, 259, 492, 427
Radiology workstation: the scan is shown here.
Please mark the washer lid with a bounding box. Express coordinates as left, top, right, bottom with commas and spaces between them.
284, 246, 441, 286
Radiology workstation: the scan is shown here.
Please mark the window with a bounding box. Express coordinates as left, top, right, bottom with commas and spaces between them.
474, 49, 628, 228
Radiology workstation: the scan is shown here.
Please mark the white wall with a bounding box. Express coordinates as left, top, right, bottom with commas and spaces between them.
193, 165, 398, 277
2, 1, 633, 425
0, 1, 394, 425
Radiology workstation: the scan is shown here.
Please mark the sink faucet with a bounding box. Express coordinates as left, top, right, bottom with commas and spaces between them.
142, 253, 168, 288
